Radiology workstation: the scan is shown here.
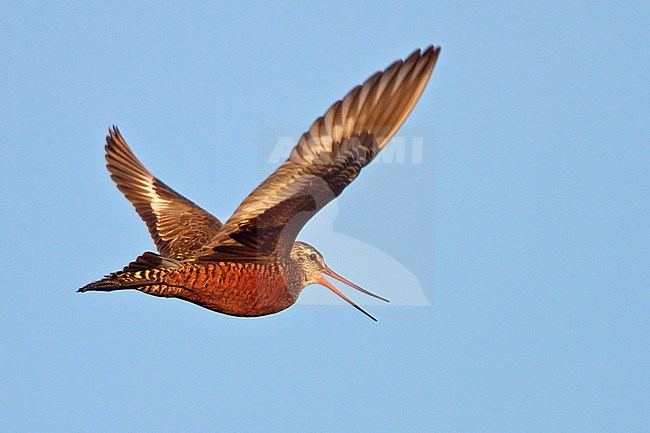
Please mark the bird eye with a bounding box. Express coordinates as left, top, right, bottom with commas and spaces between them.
308, 253, 317, 261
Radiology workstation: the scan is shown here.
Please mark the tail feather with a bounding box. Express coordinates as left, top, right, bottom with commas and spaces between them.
78, 251, 180, 293
78, 278, 130, 293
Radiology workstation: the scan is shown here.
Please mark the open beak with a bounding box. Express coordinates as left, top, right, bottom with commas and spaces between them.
317, 265, 390, 321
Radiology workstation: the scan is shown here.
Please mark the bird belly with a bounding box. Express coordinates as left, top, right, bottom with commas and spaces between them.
157, 262, 298, 317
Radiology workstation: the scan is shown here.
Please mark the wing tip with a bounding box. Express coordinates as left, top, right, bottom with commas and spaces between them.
407, 45, 441, 79
106, 125, 123, 148
103, 125, 149, 177
105, 126, 127, 166
105, 125, 125, 151
422, 44, 442, 57
426, 44, 442, 67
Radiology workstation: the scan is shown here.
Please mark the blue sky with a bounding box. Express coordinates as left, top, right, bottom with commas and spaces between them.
1, 1, 649, 432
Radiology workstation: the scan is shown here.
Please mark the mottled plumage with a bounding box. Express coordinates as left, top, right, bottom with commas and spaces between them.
80, 46, 441, 320
105, 131, 223, 260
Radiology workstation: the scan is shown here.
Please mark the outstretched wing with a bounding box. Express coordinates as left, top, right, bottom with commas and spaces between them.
197, 46, 440, 262
105, 127, 223, 260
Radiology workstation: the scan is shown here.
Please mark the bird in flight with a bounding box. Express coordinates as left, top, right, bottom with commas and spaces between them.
79, 46, 441, 320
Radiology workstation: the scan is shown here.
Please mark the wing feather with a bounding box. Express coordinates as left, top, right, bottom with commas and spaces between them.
105, 127, 222, 260
197, 46, 440, 262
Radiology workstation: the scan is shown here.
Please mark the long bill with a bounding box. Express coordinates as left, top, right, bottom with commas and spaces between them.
318, 265, 390, 322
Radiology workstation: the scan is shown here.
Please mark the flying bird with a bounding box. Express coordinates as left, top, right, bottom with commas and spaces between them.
79, 46, 441, 320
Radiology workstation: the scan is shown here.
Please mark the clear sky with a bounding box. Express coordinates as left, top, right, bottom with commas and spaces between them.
1, 1, 649, 432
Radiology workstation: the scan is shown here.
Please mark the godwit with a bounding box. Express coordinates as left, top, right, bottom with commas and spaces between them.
79, 46, 441, 320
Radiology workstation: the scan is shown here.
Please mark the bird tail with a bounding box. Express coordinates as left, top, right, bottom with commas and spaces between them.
78, 252, 181, 293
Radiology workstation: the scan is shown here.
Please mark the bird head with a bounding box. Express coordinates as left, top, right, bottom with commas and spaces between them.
290, 241, 389, 320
